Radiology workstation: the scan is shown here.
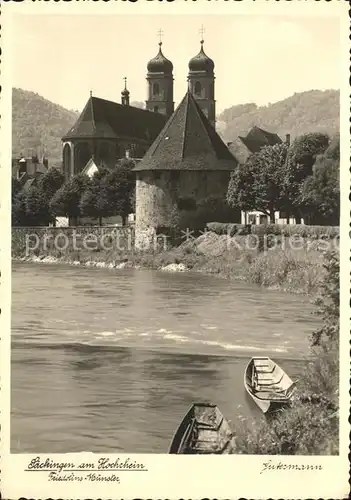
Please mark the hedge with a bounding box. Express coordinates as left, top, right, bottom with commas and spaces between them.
206, 222, 339, 239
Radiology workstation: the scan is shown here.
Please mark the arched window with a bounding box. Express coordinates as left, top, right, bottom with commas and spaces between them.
154, 106, 159, 113
194, 81, 202, 96
153, 83, 160, 96
63, 143, 72, 180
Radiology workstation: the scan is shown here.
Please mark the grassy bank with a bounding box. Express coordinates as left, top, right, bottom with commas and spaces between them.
12, 227, 336, 296
232, 251, 339, 455
12, 226, 339, 455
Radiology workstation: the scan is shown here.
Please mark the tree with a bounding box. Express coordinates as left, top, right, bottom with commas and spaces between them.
300, 138, 339, 225
227, 133, 332, 224
37, 168, 65, 199
12, 177, 22, 200
311, 251, 339, 347
284, 133, 330, 222
12, 190, 27, 226
79, 168, 113, 226
227, 143, 289, 223
79, 163, 135, 226
50, 173, 89, 224
36, 168, 65, 225
104, 164, 135, 225
25, 186, 52, 226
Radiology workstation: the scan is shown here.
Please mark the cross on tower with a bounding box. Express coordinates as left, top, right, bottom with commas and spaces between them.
123, 76, 127, 89
157, 28, 164, 44
199, 24, 205, 43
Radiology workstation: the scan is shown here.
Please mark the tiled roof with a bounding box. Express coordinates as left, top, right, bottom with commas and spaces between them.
227, 138, 252, 164
62, 96, 167, 143
228, 126, 282, 163
134, 91, 237, 171
243, 126, 282, 151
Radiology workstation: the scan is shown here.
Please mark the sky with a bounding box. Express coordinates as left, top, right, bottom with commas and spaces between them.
12, 14, 340, 115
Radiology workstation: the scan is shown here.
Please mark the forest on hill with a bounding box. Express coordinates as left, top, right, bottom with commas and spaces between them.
12, 88, 339, 166
217, 89, 339, 142
12, 88, 78, 167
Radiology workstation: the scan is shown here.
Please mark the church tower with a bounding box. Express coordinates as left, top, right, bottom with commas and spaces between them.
121, 77, 130, 106
188, 32, 215, 128
146, 34, 174, 117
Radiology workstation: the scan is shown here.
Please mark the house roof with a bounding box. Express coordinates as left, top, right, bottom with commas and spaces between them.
62, 96, 167, 143
22, 178, 36, 192
228, 126, 282, 163
242, 126, 282, 152
134, 91, 237, 172
82, 157, 100, 177
227, 138, 252, 164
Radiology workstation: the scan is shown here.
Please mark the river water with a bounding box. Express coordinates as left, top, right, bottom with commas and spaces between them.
11, 262, 319, 453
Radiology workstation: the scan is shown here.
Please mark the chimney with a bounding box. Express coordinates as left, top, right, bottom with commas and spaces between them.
285, 133, 291, 146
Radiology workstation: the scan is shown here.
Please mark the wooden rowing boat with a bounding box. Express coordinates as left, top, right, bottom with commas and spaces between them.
244, 357, 296, 413
169, 403, 235, 454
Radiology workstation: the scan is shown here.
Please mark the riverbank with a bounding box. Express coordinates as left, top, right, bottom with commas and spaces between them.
12, 227, 340, 455
12, 229, 332, 295
233, 250, 339, 455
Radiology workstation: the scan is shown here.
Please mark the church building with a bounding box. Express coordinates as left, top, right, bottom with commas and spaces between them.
61, 35, 219, 178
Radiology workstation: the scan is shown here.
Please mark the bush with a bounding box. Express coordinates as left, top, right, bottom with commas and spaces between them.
206, 222, 339, 239
234, 397, 338, 455
206, 222, 251, 236
311, 250, 339, 347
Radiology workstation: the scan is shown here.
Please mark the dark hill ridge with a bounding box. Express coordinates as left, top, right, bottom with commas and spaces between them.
12, 88, 78, 166
12, 88, 339, 166
218, 89, 339, 142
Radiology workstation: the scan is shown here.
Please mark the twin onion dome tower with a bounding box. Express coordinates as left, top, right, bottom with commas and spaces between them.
62, 31, 239, 239
143, 35, 216, 127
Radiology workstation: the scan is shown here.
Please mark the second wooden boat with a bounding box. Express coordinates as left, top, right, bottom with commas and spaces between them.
244, 357, 296, 413
169, 403, 235, 454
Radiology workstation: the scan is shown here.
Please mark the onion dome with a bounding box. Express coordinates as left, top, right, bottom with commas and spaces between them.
121, 76, 130, 96
147, 42, 173, 74
188, 40, 214, 73
121, 77, 130, 105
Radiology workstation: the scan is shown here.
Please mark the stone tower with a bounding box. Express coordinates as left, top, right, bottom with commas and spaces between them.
134, 91, 239, 248
188, 39, 215, 128
145, 42, 174, 117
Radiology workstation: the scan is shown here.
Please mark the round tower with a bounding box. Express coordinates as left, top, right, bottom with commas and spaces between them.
188, 38, 216, 128
145, 40, 174, 118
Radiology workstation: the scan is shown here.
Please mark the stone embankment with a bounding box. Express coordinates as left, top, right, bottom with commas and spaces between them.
13, 227, 337, 294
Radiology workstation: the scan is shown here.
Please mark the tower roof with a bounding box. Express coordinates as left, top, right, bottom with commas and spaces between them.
62, 95, 167, 143
134, 91, 237, 172
147, 42, 173, 75
188, 41, 214, 74
121, 77, 130, 97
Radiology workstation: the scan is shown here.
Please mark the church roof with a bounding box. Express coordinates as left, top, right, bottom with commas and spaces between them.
62, 96, 167, 143
188, 41, 214, 74
147, 42, 173, 75
134, 91, 237, 172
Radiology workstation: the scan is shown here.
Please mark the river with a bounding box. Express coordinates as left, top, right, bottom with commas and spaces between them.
11, 262, 320, 453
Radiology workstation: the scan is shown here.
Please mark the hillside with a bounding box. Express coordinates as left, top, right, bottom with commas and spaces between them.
12, 88, 339, 166
12, 88, 78, 166
218, 89, 339, 142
